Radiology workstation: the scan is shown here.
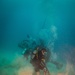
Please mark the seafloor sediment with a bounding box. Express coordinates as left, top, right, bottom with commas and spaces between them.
0, 48, 75, 75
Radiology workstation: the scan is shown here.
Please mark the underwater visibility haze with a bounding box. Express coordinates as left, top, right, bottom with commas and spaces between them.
0, 0, 75, 75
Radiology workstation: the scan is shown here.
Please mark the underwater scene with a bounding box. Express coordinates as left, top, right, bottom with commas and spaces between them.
0, 0, 75, 75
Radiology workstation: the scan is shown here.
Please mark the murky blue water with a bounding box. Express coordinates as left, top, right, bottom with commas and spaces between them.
0, 0, 75, 75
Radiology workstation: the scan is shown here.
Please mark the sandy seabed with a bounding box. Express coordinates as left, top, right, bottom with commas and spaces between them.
0, 48, 75, 75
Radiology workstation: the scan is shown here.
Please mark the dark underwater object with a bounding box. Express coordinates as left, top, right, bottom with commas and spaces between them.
40, 61, 50, 75
18, 40, 63, 69
18, 34, 63, 70
18, 40, 29, 49
50, 60, 63, 69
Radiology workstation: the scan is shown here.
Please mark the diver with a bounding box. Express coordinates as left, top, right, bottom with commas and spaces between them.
30, 48, 50, 75
18, 34, 37, 60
